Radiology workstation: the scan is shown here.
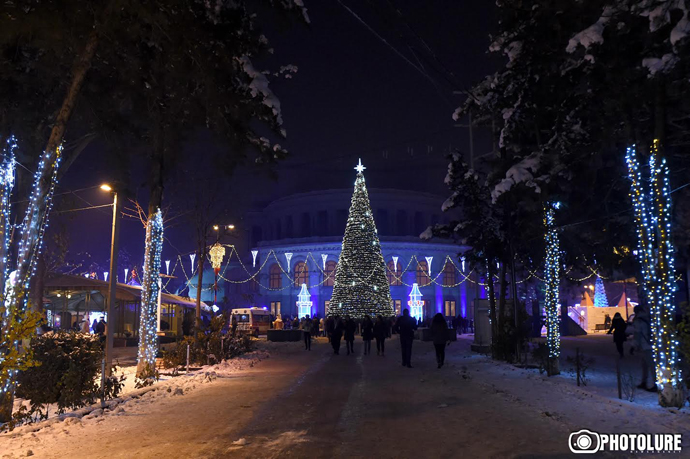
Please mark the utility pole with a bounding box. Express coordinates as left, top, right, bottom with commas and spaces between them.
102, 184, 121, 377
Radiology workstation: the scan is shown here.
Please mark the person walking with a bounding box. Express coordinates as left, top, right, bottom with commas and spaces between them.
320, 317, 325, 337
394, 309, 418, 368
344, 316, 356, 355
632, 305, 657, 392
361, 315, 373, 355
325, 316, 335, 343
373, 315, 387, 356
430, 313, 450, 368
302, 315, 313, 351
231, 314, 238, 337
607, 312, 627, 358
331, 317, 343, 355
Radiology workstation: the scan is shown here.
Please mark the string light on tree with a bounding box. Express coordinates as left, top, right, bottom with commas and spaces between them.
328, 159, 393, 318
626, 141, 683, 407
137, 209, 164, 376
543, 201, 561, 376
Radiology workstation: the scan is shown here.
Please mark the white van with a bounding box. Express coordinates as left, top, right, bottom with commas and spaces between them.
232, 308, 271, 336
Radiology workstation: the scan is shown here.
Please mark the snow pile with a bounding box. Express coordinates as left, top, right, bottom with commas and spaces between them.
642, 53, 678, 75
3, 348, 272, 440
566, 7, 615, 52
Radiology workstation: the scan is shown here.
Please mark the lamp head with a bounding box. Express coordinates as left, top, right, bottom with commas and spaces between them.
100, 184, 112, 192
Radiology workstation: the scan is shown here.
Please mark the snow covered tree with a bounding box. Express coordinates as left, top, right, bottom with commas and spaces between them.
328, 160, 393, 319
593, 277, 609, 308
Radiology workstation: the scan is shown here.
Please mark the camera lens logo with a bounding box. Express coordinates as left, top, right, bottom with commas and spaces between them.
569, 430, 601, 454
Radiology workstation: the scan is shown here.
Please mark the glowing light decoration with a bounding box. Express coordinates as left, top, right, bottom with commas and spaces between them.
461, 256, 466, 272
543, 202, 561, 375
137, 209, 164, 376
321, 253, 327, 270
392, 256, 398, 272
328, 160, 393, 318
593, 276, 608, 307
189, 253, 196, 272
1, 142, 61, 399
124, 268, 129, 281
425, 256, 433, 276
252, 250, 259, 268
209, 243, 226, 270
626, 141, 682, 406
296, 283, 312, 318
165, 260, 170, 275
285, 252, 293, 273
408, 283, 424, 321
103, 272, 109, 282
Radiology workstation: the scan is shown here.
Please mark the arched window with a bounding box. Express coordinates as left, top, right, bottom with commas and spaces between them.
387, 261, 402, 286
324, 261, 337, 287
443, 262, 456, 286
416, 260, 430, 286
294, 261, 308, 287
269, 264, 282, 289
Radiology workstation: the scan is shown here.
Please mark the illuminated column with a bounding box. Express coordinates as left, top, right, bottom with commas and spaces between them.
408, 283, 424, 322
296, 283, 312, 318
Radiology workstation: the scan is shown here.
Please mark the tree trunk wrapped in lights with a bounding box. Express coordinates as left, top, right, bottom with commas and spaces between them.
626, 141, 683, 407
136, 209, 164, 377
328, 160, 393, 319
543, 202, 561, 376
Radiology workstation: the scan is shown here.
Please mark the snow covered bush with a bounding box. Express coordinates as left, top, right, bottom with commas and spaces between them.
16, 331, 103, 415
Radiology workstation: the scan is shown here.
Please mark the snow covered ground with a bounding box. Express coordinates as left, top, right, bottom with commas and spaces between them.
0, 336, 687, 458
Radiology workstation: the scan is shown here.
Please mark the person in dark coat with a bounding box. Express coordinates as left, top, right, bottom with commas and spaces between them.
361, 316, 374, 355
607, 312, 627, 358
325, 316, 335, 343
430, 313, 450, 368
373, 315, 387, 356
331, 317, 343, 354
394, 309, 418, 368
344, 316, 356, 355
302, 315, 313, 351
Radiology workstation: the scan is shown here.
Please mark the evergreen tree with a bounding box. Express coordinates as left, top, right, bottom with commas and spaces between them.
593, 276, 609, 308
329, 160, 393, 319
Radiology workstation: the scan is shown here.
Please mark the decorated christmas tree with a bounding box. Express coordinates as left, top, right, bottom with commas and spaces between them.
593, 276, 608, 308
328, 160, 393, 318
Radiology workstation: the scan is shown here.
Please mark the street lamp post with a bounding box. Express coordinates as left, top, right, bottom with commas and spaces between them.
101, 184, 121, 377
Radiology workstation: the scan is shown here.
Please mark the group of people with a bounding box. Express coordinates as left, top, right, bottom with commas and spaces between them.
300, 309, 453, 369
606, 305, 657, 392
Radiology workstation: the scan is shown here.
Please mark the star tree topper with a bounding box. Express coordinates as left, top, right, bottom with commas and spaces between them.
355, 158, 366, 173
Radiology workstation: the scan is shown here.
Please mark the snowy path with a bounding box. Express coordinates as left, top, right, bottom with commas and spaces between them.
2, 337, 688, 458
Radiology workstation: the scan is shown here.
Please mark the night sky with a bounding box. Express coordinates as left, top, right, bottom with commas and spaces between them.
53, 0, 497, 278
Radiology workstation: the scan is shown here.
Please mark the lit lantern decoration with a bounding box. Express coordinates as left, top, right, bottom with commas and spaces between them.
252, 250, 259, 268
209, 243, 226, 306
425, 256, 433, 277
321, 253, 327, 270
189, 253, 196, 273
296, 283, 312, 318
408, 283, 424, 321
392, 256, 398, 273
